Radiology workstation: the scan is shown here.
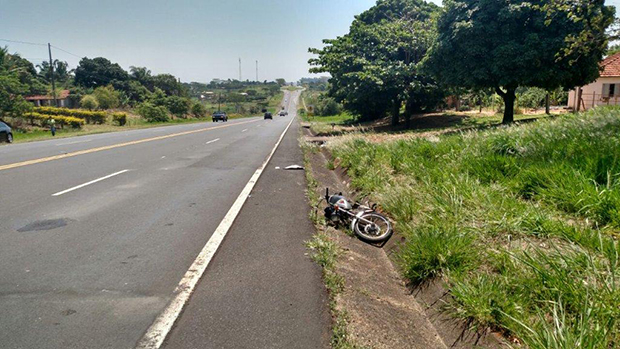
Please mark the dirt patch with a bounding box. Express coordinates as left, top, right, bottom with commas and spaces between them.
305, 146, 507, 348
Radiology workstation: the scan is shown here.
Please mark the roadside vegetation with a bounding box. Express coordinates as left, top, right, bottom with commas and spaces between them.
325, 107, 620, 347
0, 46, 288, 143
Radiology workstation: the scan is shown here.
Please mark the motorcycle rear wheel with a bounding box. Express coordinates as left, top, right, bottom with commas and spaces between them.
353, 212, 392, 242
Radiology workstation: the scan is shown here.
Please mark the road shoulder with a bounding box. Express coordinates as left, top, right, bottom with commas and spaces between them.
161, 117, 331, 348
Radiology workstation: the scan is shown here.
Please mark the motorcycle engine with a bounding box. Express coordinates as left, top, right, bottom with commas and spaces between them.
324, 206, 337, 221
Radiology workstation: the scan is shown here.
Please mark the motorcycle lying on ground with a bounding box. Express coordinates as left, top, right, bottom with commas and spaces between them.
322, 188, 392, 243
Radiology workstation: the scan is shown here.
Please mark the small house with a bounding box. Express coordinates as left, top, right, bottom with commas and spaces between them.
25, 90, 72, 108
568, 53, 620, 110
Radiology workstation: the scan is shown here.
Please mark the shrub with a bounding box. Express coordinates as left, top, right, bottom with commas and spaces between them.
80, 95, 99, 110
33, 106, 106, 124
23, 112, 85, 128
137, 102, 169, 122
111, 112, 127, 126
93, 85, 120, 110
166, 96, 191, 118
191, 101, 207, 118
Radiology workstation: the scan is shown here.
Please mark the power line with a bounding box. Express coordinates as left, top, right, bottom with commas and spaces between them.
50, 45, 82, 58
0, 38, 46, 46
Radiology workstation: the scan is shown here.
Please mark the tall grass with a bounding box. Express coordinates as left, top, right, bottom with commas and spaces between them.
329, 107, 620, 346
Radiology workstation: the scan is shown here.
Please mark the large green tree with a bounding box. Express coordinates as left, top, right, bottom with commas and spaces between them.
152, 74, 186, 96
0, 47, 33, 120
37, 60, 72, 84
129, 66, 154, 90
426, 0, 615, 124
309, 0, 440, 125
74, 57, 129, 88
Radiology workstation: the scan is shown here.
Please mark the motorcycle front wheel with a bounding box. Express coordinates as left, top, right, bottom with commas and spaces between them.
353, 212, 392, 243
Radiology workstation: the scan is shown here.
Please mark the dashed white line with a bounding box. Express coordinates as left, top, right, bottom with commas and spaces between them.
241, 129, 248, 133
136, 111, 297, 349
52, 170, 130, 196
206, 138, 220, 145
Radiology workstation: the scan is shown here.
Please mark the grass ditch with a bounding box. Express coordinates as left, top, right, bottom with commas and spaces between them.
326, 107, 620, 348
301, 140, 365, 349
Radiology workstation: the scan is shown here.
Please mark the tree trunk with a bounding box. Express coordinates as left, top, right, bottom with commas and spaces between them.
391, 100, 400, 126
496, 86, 516, 124
404, 99, 413, 128
545, 93, 550, 115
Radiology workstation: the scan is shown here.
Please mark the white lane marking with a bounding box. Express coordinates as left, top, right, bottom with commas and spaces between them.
161, 156, 166, 159
206, 138, 220, 145
55, 139, 93, 146
52, 170, 130, 196
241, 129, 248, 133
136, 114, 297, 349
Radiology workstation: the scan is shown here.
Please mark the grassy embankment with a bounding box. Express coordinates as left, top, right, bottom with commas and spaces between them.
324, 107, 620, 348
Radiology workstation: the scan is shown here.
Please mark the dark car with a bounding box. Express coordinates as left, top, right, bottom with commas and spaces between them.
212, 112, 228, 122
0, 121, 13, 143
264, 112, 273, 120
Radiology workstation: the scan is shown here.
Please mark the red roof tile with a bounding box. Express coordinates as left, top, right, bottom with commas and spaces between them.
25, 90, 70, 101
601, 53, 620, 77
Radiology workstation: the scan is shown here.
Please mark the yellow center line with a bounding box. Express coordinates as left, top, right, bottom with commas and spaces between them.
0, 119, 261, 172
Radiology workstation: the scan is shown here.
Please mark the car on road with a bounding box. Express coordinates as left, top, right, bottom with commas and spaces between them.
279, 111, 287, 117
264, 112, 273, 120
212, 112, 228, 122
0, 121, 13, 143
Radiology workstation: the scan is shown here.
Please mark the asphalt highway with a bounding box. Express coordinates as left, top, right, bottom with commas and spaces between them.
0, 90, 329, 348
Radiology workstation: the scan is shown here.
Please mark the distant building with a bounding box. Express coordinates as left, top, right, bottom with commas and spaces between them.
568, 53, 620, 110
25, 90, 72, 108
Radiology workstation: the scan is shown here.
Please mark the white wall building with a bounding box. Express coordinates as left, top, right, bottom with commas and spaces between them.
568, 53, 620, 110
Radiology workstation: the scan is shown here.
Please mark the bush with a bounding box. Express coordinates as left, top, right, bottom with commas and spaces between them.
137, 102, 169, 122
33, 107, 106, 124
315, 96, 343, 116
111, 112, 127, 126
23, 112, 85, 128
93, 85, 120, 110
166, 96, 191, 118
80, 95, 99, 110
191, 102, 207, 118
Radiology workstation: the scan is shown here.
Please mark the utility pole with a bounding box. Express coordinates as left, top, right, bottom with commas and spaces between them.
256, 60, 259, 82
218, 92, 221, 112
239, 58, 242, 81
48, 43, 57, 107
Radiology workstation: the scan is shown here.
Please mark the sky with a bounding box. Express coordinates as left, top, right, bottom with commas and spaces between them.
1, 0, 616, 84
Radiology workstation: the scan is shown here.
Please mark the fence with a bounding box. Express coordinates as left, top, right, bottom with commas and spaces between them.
572, 92, 620, 111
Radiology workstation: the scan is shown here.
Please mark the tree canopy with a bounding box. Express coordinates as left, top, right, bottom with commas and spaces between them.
426, 0, 615, 123
74, 57, 129, 88
309, 0, 441, 124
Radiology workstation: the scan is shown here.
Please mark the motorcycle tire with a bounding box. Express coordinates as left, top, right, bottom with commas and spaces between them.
352, 212, 392, 243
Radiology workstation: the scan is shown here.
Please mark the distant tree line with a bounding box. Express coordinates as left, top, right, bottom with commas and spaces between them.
0, 48, 287, 123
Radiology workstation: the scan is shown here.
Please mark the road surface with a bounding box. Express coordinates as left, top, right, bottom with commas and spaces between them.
0, 90, 330, 348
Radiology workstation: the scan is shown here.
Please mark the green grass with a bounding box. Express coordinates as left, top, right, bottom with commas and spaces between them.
328, 106, 620, 347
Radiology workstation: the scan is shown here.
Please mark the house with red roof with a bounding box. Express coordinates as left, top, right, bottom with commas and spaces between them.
568, 52, 620, 110
25, 90, 73, 108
